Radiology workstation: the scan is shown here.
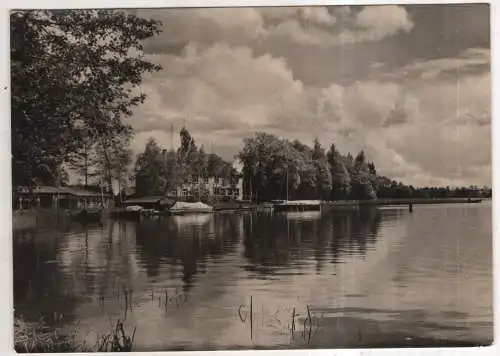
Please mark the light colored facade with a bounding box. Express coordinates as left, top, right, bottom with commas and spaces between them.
175, 176, 243, 201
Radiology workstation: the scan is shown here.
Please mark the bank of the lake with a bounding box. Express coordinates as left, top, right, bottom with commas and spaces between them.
326, 197, 483, 207
13, 197, 485, 229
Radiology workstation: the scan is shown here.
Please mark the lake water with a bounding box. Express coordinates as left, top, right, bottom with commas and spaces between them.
13, 203, 493, 350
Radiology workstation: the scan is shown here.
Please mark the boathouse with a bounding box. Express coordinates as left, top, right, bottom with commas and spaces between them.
14, 186, 112, 210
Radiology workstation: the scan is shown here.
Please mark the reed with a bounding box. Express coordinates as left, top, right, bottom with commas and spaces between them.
14, 317, 136, 353
250, 296, 253, 340
236, 299, 323, 346
96, 319, 136, 352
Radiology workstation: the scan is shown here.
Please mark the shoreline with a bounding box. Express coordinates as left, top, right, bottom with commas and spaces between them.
207, 197, 486, 211
335, 197, 485, 207
12, 198, 487, 228
219, 197, 486, 211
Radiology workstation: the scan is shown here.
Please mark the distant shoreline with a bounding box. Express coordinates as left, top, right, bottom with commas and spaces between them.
327, 197, 485, 207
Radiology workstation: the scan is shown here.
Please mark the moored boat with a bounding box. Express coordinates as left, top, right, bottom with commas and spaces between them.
168, 201, 214, 215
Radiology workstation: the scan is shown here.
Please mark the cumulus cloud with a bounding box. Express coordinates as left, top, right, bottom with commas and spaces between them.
262, 5, 413, 46
354, 5, 414, 40
129, 40, 490, 187
125, 5, 490, 187
260, 6, 337, 26
128, 43, 343, 156
135, 8, 265, 52
137, 5, 414, 52
337, 70, 491, 186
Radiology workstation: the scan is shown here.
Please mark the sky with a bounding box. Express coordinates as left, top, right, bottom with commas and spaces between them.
125, 4, 491, 188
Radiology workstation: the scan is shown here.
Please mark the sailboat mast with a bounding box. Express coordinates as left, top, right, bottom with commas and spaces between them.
286, 168, 289, 201
249, 174, 252, 202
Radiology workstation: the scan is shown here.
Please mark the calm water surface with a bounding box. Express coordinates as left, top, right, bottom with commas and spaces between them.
13, 203, 493, 350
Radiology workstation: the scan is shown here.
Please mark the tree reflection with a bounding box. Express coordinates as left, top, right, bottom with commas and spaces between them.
330, 208, 382, 263
13, 227, 88, 326
242, 208, 386, 276
134, 214, 243, 292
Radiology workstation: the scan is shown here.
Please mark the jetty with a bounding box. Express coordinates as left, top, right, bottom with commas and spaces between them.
272, 200, 322, 212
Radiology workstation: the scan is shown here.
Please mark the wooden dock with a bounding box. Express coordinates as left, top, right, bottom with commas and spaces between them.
272, 200, 322, 212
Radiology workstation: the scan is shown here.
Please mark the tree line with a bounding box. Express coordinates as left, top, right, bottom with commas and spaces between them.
237, 133, 491, 202
238, 133, 377, 201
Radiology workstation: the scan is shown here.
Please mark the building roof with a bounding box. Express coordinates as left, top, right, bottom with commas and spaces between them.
18, 186, 111, 197
63, 187, 111, 197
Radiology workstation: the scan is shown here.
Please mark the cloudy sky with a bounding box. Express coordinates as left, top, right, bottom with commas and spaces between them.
126, 4, 490, 188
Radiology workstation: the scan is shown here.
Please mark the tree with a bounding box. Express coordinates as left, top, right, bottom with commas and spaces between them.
163, 150, 182, 194
134, 138, 168, 196
366, 162, 379, 193
239, 133, 328, 201
354, 150, 366, 168
314, 160, 332, 200
207, 153, 234, 178
327, 144, 351, 200
11, 10, 162, 187
312, 138, 325, 161
67, 133, 98, 187
177, 126, 200, 179
95, 135, 133, 195
367, 162, 377, 175
195, 146, 208, 177
349, 150, 377, 200
310, 139, 331, 200
178, 127, 197, 159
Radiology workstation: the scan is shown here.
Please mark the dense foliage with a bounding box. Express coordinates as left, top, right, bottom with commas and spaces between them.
237, 133, 491, 202
237, 133, 375, 201
11, 9, 162, 187
134, 128, 236, 197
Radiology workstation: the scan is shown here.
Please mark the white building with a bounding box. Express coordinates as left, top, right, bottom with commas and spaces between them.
175, 175, 243, 201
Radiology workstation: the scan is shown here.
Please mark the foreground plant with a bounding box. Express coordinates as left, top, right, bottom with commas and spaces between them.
14, 317, 136, 353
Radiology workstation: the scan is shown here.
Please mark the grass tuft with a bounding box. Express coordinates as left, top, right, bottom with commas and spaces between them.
14, 318, 135, 353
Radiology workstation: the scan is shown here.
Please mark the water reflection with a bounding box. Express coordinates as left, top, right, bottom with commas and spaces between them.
242, 208, 382, 275
12, 204, 492, 350
13, 224, 101, 326
14, 209, 384, 325
283, 211, 322, 221
134, 214, 242, 291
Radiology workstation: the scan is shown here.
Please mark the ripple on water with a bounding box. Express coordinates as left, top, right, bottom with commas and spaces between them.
13, 204, 492, 350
